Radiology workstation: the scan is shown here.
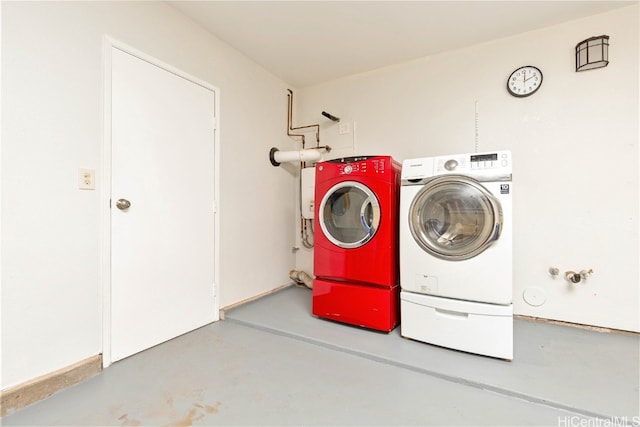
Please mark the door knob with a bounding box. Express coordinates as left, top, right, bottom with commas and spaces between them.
116, 198, 131, 210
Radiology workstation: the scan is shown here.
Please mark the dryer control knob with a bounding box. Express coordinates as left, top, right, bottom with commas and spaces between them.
344, 165, 353, 174
444, 159, 458, 171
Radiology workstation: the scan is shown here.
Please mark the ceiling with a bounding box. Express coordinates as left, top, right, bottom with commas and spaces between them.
168, 1, 635, 88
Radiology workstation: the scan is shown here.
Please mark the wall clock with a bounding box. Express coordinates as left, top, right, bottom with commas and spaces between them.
507, 65, 543, 97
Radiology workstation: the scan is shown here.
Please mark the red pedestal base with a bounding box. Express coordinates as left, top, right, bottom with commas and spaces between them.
312, 278, 399, 332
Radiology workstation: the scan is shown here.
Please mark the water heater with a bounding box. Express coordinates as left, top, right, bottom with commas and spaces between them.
301, 167, 316, 219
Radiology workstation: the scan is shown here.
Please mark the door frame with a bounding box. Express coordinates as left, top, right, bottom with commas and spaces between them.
100, 37, 221, 368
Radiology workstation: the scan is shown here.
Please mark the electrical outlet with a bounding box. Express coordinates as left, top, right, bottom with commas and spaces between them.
78, 168, 95, 190
339, 122, 351, 135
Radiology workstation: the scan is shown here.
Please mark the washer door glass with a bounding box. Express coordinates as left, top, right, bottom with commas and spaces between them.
319, 181, 380, 249
409, 175, 502, 260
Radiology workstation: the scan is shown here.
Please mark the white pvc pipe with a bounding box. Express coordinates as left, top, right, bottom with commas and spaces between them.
270, 147, 322, 166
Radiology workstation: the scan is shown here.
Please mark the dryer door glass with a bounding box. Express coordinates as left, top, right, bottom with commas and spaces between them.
319, 181, 381, 249
409, 175, 502, 260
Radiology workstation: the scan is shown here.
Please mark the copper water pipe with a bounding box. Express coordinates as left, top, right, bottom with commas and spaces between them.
287, 89, 320, 148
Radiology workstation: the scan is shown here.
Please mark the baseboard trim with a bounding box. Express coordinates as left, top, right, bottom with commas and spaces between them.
1, 354, 103, 417
515, 315, 638, 335
219, 283, 294, 319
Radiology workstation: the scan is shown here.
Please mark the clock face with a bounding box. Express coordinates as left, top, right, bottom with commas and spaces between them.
507, 66, 543, 97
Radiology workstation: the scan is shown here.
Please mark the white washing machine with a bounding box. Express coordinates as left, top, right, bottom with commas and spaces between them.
399, 150, 513, 360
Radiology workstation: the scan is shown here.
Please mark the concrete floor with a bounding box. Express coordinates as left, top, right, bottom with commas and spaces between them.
3, 285, 639, 426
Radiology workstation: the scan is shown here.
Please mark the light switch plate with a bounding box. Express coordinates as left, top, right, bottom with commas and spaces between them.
339, 122, 351, 135
78, 168, 95, 190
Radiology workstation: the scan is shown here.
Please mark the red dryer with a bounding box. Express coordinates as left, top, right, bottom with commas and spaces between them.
312, 155, 401, 332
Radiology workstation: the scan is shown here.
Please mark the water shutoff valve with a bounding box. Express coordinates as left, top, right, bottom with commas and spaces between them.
565, 271, 582, 284
580, 269, 594, 280
551, 266, 593, 284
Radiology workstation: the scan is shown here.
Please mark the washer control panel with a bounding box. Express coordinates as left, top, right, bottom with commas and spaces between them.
327, 156, 389, 175
332, 160, 369, 175
402, 150, 511, 180
319, 156, 390, 176
435, 151, 511, 175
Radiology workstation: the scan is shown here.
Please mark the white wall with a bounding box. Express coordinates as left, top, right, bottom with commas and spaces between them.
296, 5, 639, 332
1, 1, 297, 389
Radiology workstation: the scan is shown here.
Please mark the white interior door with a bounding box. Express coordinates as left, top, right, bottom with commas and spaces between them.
110, 47, 217, 362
